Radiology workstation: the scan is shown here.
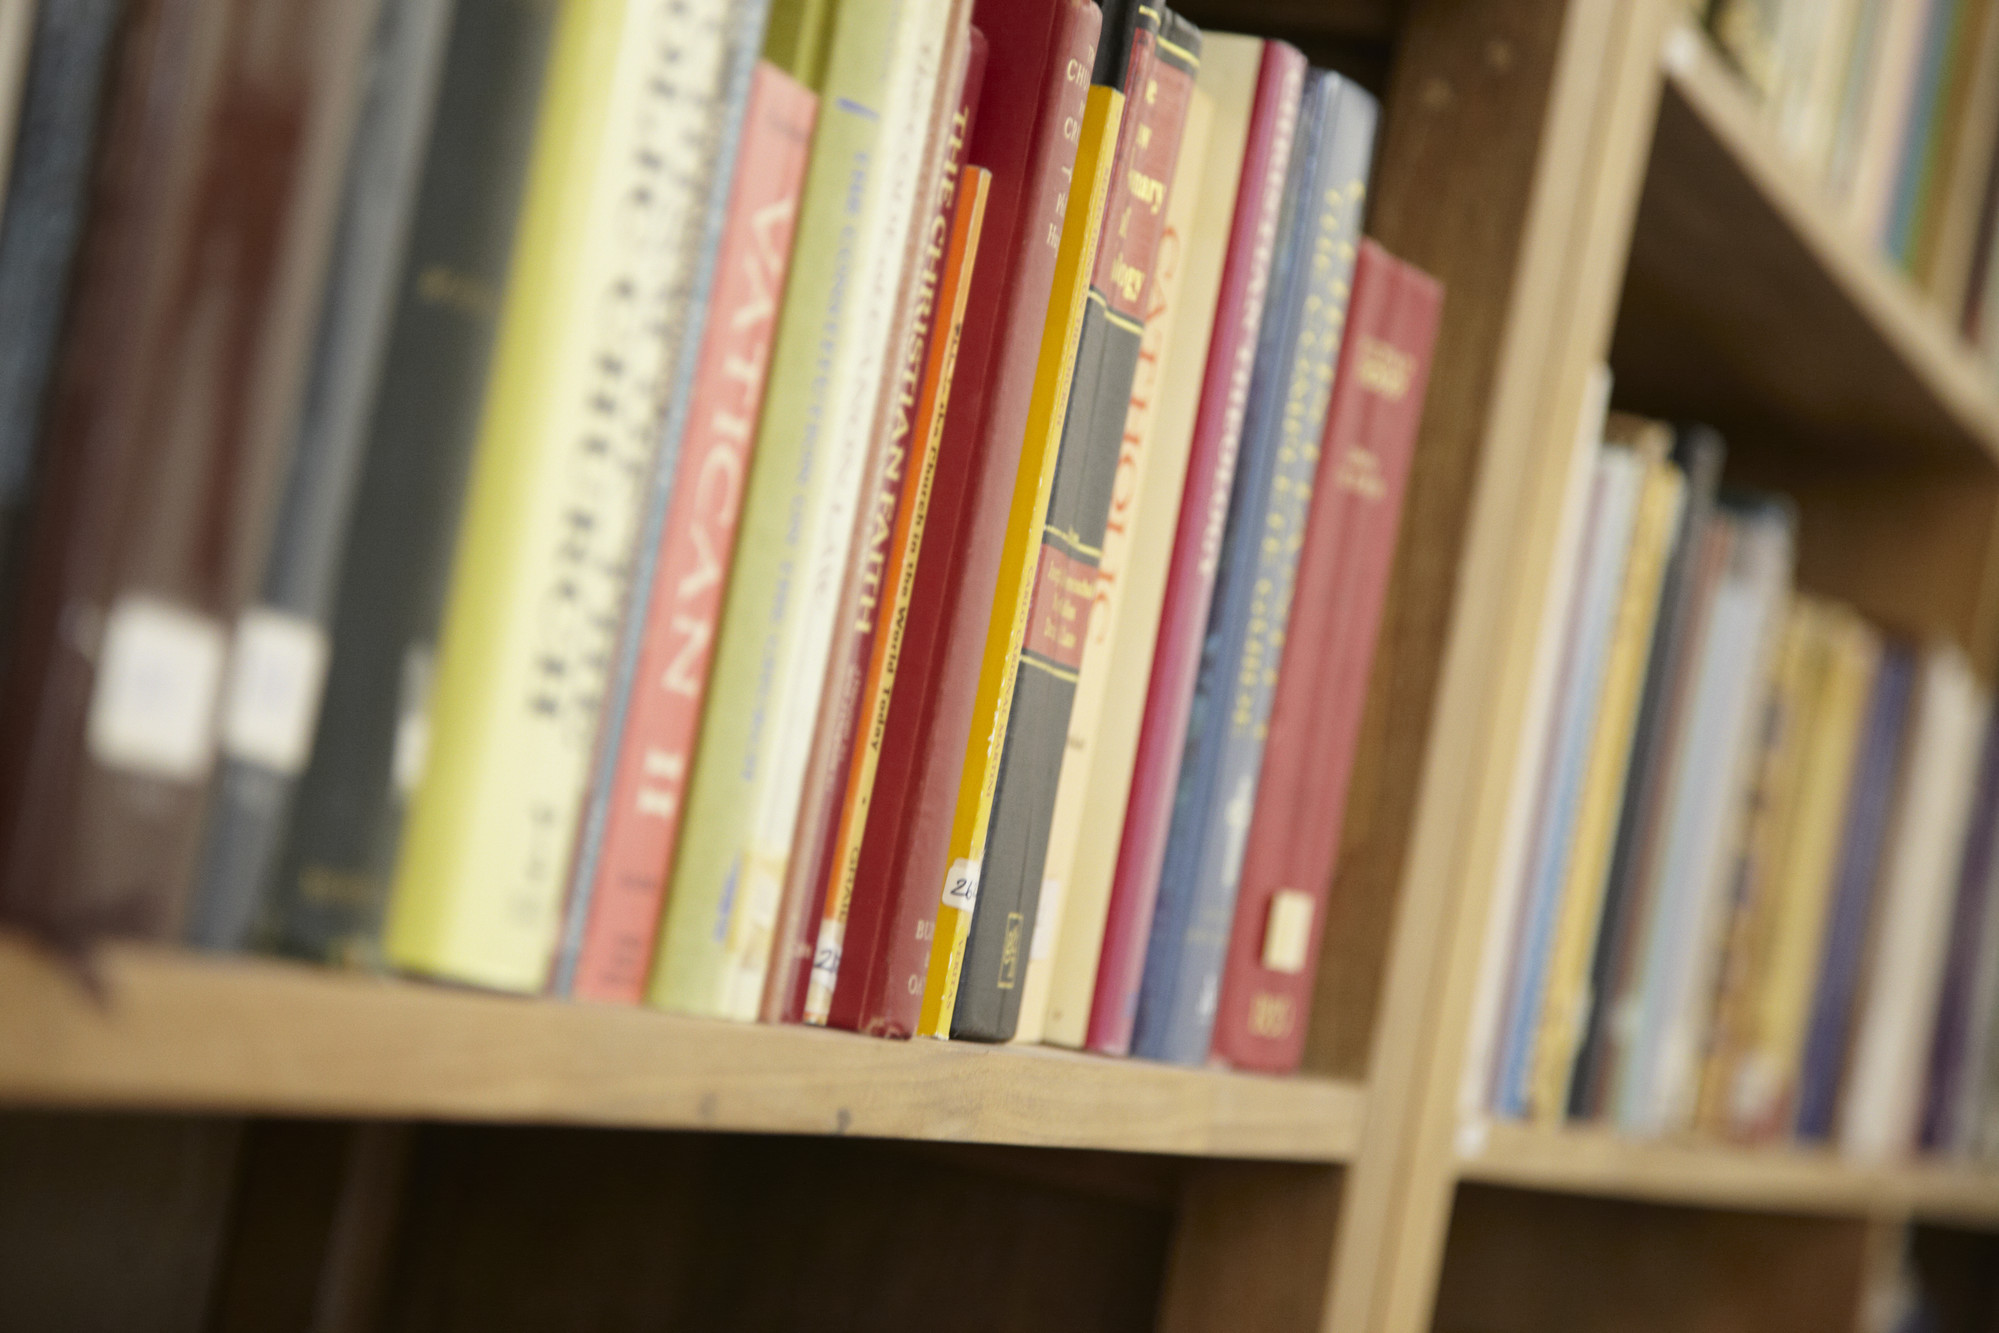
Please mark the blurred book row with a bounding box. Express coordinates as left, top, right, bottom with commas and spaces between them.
1475, 393, 1999, 1165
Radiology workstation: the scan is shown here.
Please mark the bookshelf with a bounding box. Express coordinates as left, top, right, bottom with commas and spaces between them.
11, 1, 1999, 1330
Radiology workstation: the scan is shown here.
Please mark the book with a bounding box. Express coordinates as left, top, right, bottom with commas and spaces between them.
1840, 644, 1988, 1160
953, 5, 1204, 1044
649, 0, 958, 1020
1920, 712, 1999, 1151
1210, 242, 1441, 1074
912, 0, 1124, 1040
1131, 70, 1377, 1067
1883, 0, 1964, 264
1611, 502, 1793, 1136
775, 29, 986, 1025
0, 0, 127, 648
385, 0, 766, 991
553, 59, 816, 1004
263, 0, 558, 968
1486, 446, 1648, 1116
1795, 641, 1918, 1141
0, 0, 376, 943
1698, 600, 1878, 1139
1691, 597, 1820, 1136
1460, 367, 1612, 1122
182, 0, 460, 952
1952, 730, 1999, 1156
0, 2, 30, 216
1922, 0, 1999, 309
823, 0, 1098, 1039
1037, 36, 1264, 1051
1841, 0, 1933, 237
1086, 39, 1308, 1058
798, 160, 994, 1025
1569, 425, 1727, 1118
1520, 432, 1684, 1119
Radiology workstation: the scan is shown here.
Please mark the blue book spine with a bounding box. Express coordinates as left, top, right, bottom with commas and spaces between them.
1884, 0, 1953, 261
184, 0, 460, 951
551, 0, 773, 995
1796, 643, 1917, 1140
1131, 68, 1377, 1067
0, 0, 126, 614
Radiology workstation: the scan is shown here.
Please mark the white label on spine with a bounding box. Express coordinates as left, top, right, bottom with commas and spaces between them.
220, 607, 330, 774
942, 858, 980, 913
86, 595, 226, 781
1262, 889, 1315, 975
391, 646, 435, 799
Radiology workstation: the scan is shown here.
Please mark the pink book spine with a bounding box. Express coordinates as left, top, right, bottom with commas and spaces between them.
1085, 41, 1307, 1056
567, 63, 817, 1004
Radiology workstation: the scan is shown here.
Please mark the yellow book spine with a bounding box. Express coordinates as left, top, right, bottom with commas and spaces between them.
383, 0, 627, 988
1523, 449, 1685, 1120
915, 82, 1125, 1038
1730, 602, 1880, 1136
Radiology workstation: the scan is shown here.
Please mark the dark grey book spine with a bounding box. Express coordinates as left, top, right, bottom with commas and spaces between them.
263, 0, 557, 966
0, 0, 127, 651
184, 0, 459, 951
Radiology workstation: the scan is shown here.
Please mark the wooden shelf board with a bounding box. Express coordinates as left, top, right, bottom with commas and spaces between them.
1459, 1120, 1999, 1227
1609, 25, 1999, 468
0, 935, 1362, 1162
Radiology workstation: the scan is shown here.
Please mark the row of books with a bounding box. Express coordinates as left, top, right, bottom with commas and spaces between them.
0, 0, 1443, 1073
1472, 398, 1999, 1164
1698, 0, 1999, 371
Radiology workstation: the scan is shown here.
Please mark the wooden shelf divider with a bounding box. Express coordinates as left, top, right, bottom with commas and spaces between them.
1460, 1120, 1999, 1227
0, 934, 1362, 1162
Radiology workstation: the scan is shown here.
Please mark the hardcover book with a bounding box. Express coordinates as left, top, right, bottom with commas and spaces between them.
914, 0, 1125, 1039
650, 0, 958, 1019
184, 0, 460, 951
386, 0, 765, 991
554, 58, 815, 1004
1131, 69, 1379, 1067
1086, 39, 1308, 1057
824, 0, 1097, 1039
953, 4, 1204, 1044
0, 0, 376, 942
776, 30, 986, 1025
265, 0, 559, 967
1211, 241, 1441, 1074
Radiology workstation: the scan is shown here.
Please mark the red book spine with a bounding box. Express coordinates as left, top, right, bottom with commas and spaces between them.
1211, 243, 1441, 1072
764, 36, 987, 1024
566, 62, 816, 1004
1086, 40, 1307, 1055
828, 0, 1099, 1037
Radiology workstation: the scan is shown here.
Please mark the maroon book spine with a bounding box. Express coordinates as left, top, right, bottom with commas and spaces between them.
1086, 40, 1306, 1054
1210, 243, 1441, 1072
0, 0, 371, 942
827, 0, 1098, 1036
764, 34, 987, 1024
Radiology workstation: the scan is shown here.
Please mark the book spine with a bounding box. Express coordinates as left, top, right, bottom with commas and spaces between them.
385, 0, 751, 991
1211, 245, 1440, 1074
648, 0, 949, 1018
557, 59, 813, 1004
1569, 426, 1727, 1116
801, 164, 993, 1025
772, 31, 985, 1025
1085, 41, 1305, 1056
0, 0, 376, 942
184, 0, 459, 952
1919, 712, 1999, 1150
914, 60, 1123, 1040
0, 0, 127, 615
953, 10, 1202, 1044
826, 0, 1098, 1038
1022, 78, 1222, 1047
1133, 72, 1377, 1067
1523, 445, 1684, 1114
1795, 645, 1918, 1141
264, 0, 557, 968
